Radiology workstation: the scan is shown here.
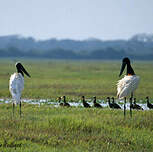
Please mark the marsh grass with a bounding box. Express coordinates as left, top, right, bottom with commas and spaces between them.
0, 59, 153, 151
0, 103, 153, 151
0, 59, 153, 101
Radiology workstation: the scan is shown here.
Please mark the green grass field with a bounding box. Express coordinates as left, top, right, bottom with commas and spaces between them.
0, 59, 153, 151
0, 104, 153, 152
0, 59, 153, 100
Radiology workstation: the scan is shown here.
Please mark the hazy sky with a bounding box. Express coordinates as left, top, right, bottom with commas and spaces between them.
0, 0, 153, 40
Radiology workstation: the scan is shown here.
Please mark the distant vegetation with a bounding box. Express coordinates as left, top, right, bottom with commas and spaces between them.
0, 33, 153, 60
0, 60, 153, 99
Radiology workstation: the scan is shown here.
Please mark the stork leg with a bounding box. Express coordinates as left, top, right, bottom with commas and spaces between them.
124, 97, 126, 118
12, 102, 15, 117
19, 101, 21, 118
130, 93, 133, 118
130, 100, 132, 118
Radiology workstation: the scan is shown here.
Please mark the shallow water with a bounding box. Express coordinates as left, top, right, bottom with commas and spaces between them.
0, 98, 151, 110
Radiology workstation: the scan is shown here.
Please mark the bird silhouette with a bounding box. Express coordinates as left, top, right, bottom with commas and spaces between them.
62, 96, 70, 107
111, 97, 121, 109
131, 98, 143, 110
146, 96, 153, 109
93, 96, 102, 108
107, 97, 114, 109
82, 96, 90, 108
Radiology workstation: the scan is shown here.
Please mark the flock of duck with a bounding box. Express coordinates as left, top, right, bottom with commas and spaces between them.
8, 57, 153, 117
57, 95, 153, 110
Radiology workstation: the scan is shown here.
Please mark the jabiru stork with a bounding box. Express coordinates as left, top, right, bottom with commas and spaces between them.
117, 57, 140, 117
9, 62, 31, 117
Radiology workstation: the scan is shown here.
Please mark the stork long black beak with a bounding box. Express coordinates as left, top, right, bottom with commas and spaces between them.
119, 62, 126, 77
16, 63, 31, 77
21, 65, 31, 77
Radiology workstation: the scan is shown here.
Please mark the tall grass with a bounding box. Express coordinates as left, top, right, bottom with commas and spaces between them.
0, 103, 153, 151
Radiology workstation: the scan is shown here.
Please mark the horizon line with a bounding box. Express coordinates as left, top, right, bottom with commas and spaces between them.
0, 33, 153, 41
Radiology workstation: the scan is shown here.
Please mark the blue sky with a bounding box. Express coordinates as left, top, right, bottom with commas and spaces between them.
0, 0, 153, 40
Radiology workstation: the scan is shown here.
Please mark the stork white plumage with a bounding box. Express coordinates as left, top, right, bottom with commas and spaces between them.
9, 62, 31, 117
117, 57, 140, 99
117, 75, 140, 99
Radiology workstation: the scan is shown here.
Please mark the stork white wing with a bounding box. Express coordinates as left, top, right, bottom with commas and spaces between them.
117, 75, 140, 99
9, 73, 24, 104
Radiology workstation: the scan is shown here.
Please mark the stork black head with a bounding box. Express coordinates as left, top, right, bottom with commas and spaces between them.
119, 57, 135, 77
123, 57, 130, 64
16, 62, 31, 77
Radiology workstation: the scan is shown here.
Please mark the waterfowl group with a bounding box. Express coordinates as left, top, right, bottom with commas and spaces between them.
57, 96, 152, 110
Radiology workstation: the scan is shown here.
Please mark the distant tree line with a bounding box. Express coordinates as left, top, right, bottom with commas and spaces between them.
0, 34, 153, 60
0, 47, 153, 60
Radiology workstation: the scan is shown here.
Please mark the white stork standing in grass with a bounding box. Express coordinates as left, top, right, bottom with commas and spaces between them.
9, 62, 31, 117
117, 57, 140, 117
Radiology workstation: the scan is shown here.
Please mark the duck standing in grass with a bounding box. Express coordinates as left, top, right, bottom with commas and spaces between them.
82, 96, 90, 108
62, 96, 70, 107
111, 97, 121, 109
146, 96, 153, 109
132, 98, 143, 110
107, 97, 114, 109
9, 62, 31, 117
93, 96, 102, 108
